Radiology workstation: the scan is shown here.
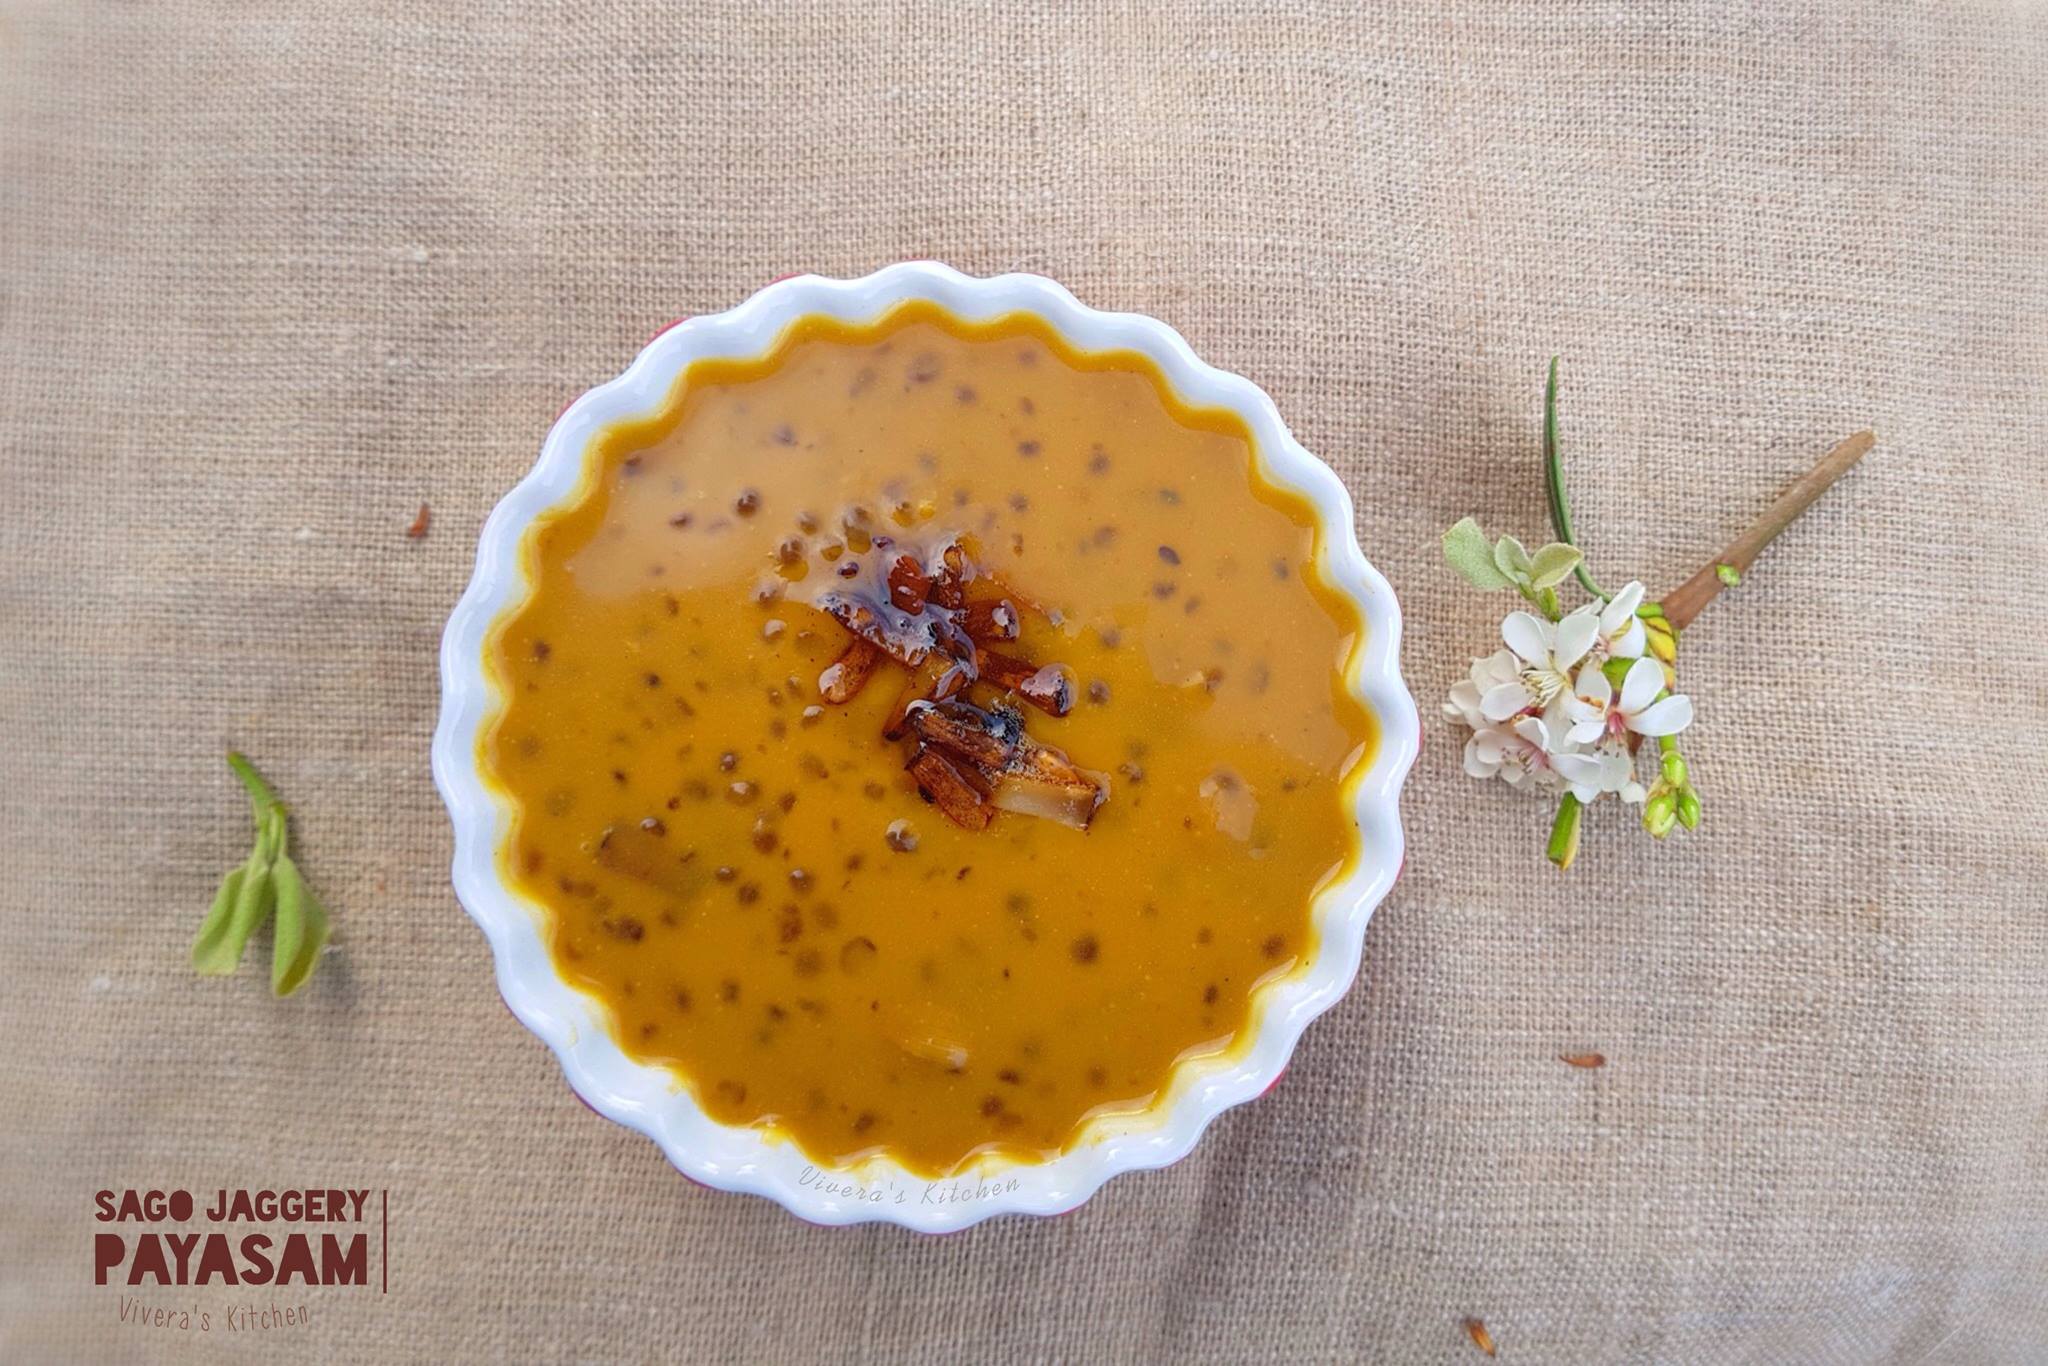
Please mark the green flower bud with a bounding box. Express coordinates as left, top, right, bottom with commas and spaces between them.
1661, 751, 1688, 787
1645, 624, 1678, 666
1643, 791, 1677, 838
1677, 788, 1702, 830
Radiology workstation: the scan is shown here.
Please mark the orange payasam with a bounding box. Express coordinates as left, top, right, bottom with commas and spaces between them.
482, 303, 1375, 1175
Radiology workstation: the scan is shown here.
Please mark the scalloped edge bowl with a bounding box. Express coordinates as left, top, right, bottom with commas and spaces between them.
432, 262, 1419, 1231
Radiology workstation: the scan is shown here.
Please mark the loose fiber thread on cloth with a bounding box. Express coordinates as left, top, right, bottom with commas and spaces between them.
2, 2, 2045, 1361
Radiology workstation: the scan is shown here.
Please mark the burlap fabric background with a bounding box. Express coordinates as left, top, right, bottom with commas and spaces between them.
4, 2, 2045, 1361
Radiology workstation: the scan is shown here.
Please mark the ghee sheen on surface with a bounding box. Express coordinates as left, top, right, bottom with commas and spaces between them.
482, 304, 1375, 1176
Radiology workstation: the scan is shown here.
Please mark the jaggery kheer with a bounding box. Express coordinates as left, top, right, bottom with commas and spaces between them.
482, 303, 1375, 1175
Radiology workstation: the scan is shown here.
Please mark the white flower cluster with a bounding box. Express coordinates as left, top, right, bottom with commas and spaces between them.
1443, 582, 1693, 805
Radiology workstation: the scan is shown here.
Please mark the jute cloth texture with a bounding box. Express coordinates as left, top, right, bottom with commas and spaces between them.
3, 2, 2044, 1361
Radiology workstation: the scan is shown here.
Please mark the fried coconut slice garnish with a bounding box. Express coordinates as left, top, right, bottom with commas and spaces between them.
908, 699, 1108, 831
818, 638, 884, 704
802, 529, 1108, 831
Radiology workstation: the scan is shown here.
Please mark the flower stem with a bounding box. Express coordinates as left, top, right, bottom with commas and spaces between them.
1661, 430, 1874, 630
1546, 795, 1584, 870
1542, 357, 1611, 602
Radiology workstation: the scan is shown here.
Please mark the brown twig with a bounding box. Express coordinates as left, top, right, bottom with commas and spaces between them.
1661, 430, 1874, 630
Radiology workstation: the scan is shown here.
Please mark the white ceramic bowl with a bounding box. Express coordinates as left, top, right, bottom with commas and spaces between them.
433, 263, 1418, 1231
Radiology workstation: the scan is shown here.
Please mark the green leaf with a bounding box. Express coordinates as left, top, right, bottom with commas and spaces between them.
195, 851, 275, 976
193, 754, 330, 996
1542, 358, 1570, 546
270, 854, 330, 997
1492, 534, 1534, 586
190, 863, 251, 974
1528, 542, 1584, 589
1442, 518, 1512, 591
1540, 358, 1611, 601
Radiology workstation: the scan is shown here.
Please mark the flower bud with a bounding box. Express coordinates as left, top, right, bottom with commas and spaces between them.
1661, 752, 1688, 787
1677, 788, 1701, 830
1645, 621, 1678, 665
1643, 791, 1677, 838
